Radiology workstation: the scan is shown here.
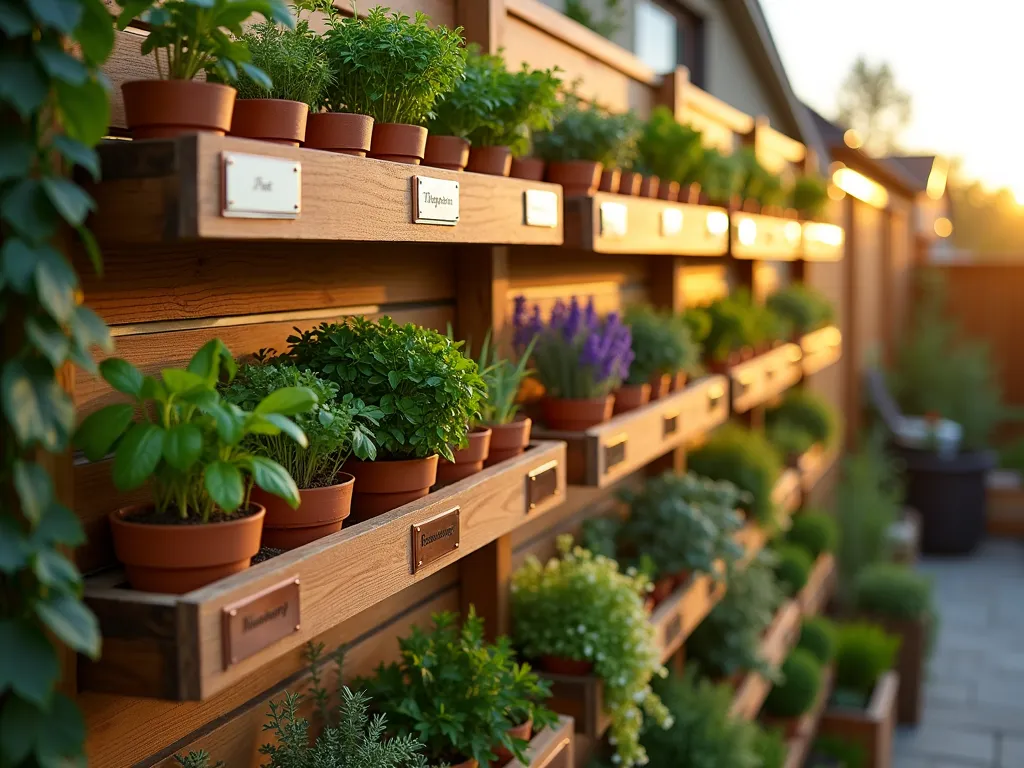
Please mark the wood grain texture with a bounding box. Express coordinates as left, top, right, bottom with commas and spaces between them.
729, 344, 803, 413
731, 213, 804, 261
505, 715, 575, 768
89, 134, 564, 245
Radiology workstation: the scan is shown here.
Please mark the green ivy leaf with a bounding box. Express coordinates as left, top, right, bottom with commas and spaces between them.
1, 238, 40, 292
259, 412, 307, 448
204, 460, 244, 512
0, 517, 28, 573
12, 461, 52, 527
0, 54, 48, 119
254, 385, 316, 416
2, 359, 73, 452
0, 0, 34, 36
99, 358, 143, 396
76, 0, 116, 62
41, 176, 94, 228
26, 316, 70, 369
112, 422, 164, 490
32, 503, 85, 548
26, 0, 82, 33
52, 135, 100, 180
35, 45, 89, 85
163, 423, 202, 470
0, 695, 45, 763
76, 224, 103, 275
74, 402, 133, 461
161, 368, 206, 394
55, 78, 110, 147
187, 338, 236, 384
32, 548, 82, 591
35, 248, 78, 323
1, 178, 58, 241
249, 456, 299, 509
35, 594, 100, 660
0, 133, 34, 182
71, 304, 112, 353
36, 694, 86, 765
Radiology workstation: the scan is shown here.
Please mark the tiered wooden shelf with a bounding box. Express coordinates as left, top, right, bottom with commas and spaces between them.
508, 716, 576, 768
729, 344, 803, 413
782, 667, 835, 768
80, 442, 566, 701
562, 194, 730, 254
730, 213, 803, 260
798, 553, 836, 616
533, 376, 729, 487
797, 443, 840, 493
801, 221, 846, 261
88, 134, 565, 245
800, 326, 843, 376
651, 573, 725, 663
729, 600, 803, 720
541, 672, 612, 743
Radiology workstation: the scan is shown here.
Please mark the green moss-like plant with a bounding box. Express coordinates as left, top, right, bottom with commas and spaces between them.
833, 623, 900, 704
736, 147, 786, 208
852, 563, 934, 621
763, 648, 822, 719
632, 106, 704, 185
789, 175, 830, 220
787, 511, 839, 559
797, 616, 837, 665
688, 423, 783, 524
766, 284, 835, 337
773, 543, 813, 597
766, 390, 840, 447
533, 94, 639, 165
768, 422, 816, 463
623, 304, 700, 384
695, 148, 743, 205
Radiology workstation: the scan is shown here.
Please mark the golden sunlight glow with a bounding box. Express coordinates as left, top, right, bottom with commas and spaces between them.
804, 222, 845, 248
706, 210, 730, 235
832, 167, 889, 209
737, 218, 757, 245
934, 217, 953, 238
827, 183, 846, 201
843, 129, 863, 149
925, 158, 948, 200
784, 221, 802, 244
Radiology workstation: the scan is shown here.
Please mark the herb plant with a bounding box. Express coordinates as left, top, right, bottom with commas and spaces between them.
767, 390, 840, 447
322, 7, 466, 124
851, 563, 934, 621
736, 148, 785, 208
174, 752, 223, 768
702, 294, 758, 362
790, 175, 830, 219
533, 94, 638, 165
798, 616, 838, 665
75, 340, 312, 521
511, 536, 672, 767
359, 610, 556, 766
832, 623, 900, 705
763, 649, 822, 718
787, 511, 839, 559
766, 284, 834, 336
772, 543, 813, 597
465, 325, 535, 426
285, 317, 485, 463
632, 106, 704, 185
688, 423, 783, 524
221, 363, 381, 488
768, 421, 816, 463
513, 296, 633, 399
116, 0, 292, 83
622, 304, 699, 385
695, 148, 743, 205
753, 726, 787, 768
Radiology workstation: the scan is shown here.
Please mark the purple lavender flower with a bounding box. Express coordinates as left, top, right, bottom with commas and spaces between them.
563, 296, 583, 341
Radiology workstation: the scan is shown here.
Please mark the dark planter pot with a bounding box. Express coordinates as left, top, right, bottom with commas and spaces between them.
484, 416, 532, 466
650, 575, 676, 606
510, 156, 545, 181
122, 80, 236, 139
612, 383, 651, 414
435, 427, 492, 486
344, 455, 439, 523
819, 671, 899, 768
538, 655, 594, 676
894, 446, 996, 554
542, 396, 614, 431
304, 112, 374, 155
251, 474, 354, 550
423, 135, 470, 171
639, 175, 660, 198
546, 160, 602, 197
648, 372, 673, 400
861, 613, 927, 725
229, 98, 308, 146
658, 180, 680, 202
466, 145, 512, 176
618, 170, 643, 196
368, 122, 427, 164
598, 168, 621, 193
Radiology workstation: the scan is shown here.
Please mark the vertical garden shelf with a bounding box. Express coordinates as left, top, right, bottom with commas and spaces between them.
730, 213, 803, 260
729, 344, 804, 413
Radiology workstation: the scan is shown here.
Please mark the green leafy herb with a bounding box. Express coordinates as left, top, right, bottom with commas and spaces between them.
772, 542, 813, 597
832, 622, 900, 703
763, 648, 822, 718
767, 389, 840, 447
632, 106, 704, 185
465, 330, 535, 426
852, 562, 934, 621
797, 616, 838, 665
533, 93, 639, 165
789, 174, 830, 219
688, 423, 783, 524
766, 284, 835, 336
623, 304, 700, 385
787, 511, 839, 559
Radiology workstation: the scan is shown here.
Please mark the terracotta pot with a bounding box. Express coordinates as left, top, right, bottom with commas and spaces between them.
651, 575, 676, 606
639, 174, 660, 198
449, 759, 478, 768
785, 208, 800, 220
742, 198, 761, 213
368, 122, 428, 164
251, 474, 354, 550
538, 655, 593, 676
344, 455, 439, 523
683, 182, 702, 204
598, 167, 621, 193
492, 717, 534, 766
110, 504, 265, 594
229, 98, 307, 146
546, 160, 602, 197
122, 80, 236, 139
542, 396, 614, 431
436, 427, 492, 486
648, 372, 673, 400
510, 156, 545, 181
484, 416, 532, 467
466, 145, 512, 176
673, 569, 692, 589
423, 135, 470, 171
658, 180, 681, 202
669, 371, 688, 392
618, 170, 642, 196
304, 112, 374, 155
707, 359, 731, 375
612, 383, 651, 414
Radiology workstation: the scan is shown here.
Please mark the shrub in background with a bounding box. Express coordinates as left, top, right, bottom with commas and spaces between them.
623, 304, 700, 384
767, 284, 834, 336
688, 423, 783, 524
787, 511, 839, 559
797, 616, 838, 665
833, 623, 900, 706
763, 648, 822, 719
772, 543, 813, 597
852, 563, 934, 622
767, 390, 840, 447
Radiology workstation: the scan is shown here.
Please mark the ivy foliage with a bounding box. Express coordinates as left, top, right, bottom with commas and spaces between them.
0, 0, 116, 760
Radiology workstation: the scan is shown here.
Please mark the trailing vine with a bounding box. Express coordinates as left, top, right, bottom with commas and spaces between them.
0, 0, 115, 761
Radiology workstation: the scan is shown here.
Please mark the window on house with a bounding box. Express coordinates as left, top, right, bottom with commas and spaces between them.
634, 0, 705, 86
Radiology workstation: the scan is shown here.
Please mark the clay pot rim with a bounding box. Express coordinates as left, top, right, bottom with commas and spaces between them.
296, 471, 355, 494
110, 502, 265, 530
122, 79, 236, 95
348, 454, 439, 466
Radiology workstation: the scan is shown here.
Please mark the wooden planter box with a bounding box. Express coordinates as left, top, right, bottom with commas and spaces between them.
506, 715, 576, 768
730, 212, 803, 260
729, 345, 804, 413
730, 600, 802, 720
800, 326, 842, 376
650, 573, 725, 662
797, 553, 836, 616
532, 376, 729, 487
780, 666, 835, 768
538, 672, 611, 744
860, 615, 926, 725
818, 671, 900, 768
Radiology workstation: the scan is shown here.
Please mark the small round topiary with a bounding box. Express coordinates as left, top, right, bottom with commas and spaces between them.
763, 649, 822, 719
797, 616, 837, 665
834, 622, 900, 701
852, 563, 933, 620
787, 511, 839, 559
772, 544, 814, 597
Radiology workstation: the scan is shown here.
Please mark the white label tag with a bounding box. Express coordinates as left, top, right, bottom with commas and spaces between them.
413, 176, 460, 226
222, 152, 301, 219
661, 207, 683, 237
600, 201, 628, 238
524, 189, 558, 228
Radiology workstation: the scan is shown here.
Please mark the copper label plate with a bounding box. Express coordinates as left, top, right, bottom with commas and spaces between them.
412, 507, 460, 573
412, 176, 460, 225
527, 459, 559, 511
603, 434, 628, 473
221, 577, 300, 669
524, 189, 559, 228
222, 152, 301, 219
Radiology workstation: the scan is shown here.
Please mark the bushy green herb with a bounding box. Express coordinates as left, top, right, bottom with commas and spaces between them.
702, 290, 780, 361
632, 106, 704, 184
622, 304, 700, 385
74, 340, 311, 521
852, 563, 934, 621
533, 94, 638, 165
763, 648, 822, 718
797, 616, 837, 665
696, 148, 743, 205
465, 331, 535, 426
688, 423, 783, 523
753, 726, 788, 768
812, 734, 867, 768
322, 7, 466, 124
174, 752, 223, 768
767, 390, 840, 447
833, 623, 900, 703
736, 147, 786, 208
768, 422, 816, 463
790, 175, 830, 219
787, 511, 839, 559
565, 0, 624, 39
511, 536, 671, 767
579, 515, 622, 560
766, 284, 835, 336
681, 307, 712, 345
285, 317, 485, 463
772, 543, 813, 597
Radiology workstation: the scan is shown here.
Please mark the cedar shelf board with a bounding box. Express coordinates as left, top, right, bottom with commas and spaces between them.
506, 715, 576, 768
532, 376, 730, 487
729, 344, 804, 413
650, 573, 725, 662
800, 326, 843, 376
802, 222, 846, 261
730, 600, 803, 720
538, 672, 612, 741
798, 553, 836, 617
562, 194, 729, 255
88, 134, 564, 246
797, 443, 839, 494
730, 212, 803, 261
79, 442, 566, 701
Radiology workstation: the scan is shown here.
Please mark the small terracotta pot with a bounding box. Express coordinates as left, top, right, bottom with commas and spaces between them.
669, 371, 688, 392
304, 112, 373, 155
742, 198, 761, 213
673, 569, 692, 589
598, 168, 621, 193
436, 427, 492, 486
423, 135, 470, 171
648, 372, 673, 400
542, 396, 614, 431
368, 122, 428, 164
546, 160, 602, 197
252, 474, 354, 550
344, 455, 439, 523
658, 180, 681, 202
612, 383, 651, 414
639, 175, 660, 198
229, 98, 307, 146
618, 170, 642, 196
122, 80, 236, 139
510, 156, 545, 181
492, 717, 534, 766
485, 416, 532, 467
110, 504, 265, 594
683, 182, 702, 204
466, 145, 512, 176
651, 575, 676, 606
539, 655, 594, 676
784, 208, 800, 220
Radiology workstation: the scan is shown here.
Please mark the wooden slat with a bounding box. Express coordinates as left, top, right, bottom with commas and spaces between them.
800, 326, 843, 377
798, 443, 840, 494
802, 222, 846, 261
730, 344, 804, 413
729, 600, 802, 720
650, 573, 723, 662
731, 213, 804, 261
505, 716, 575, 768
538, 673, 611, 742
797, 553, 836, 616
818, 671, 899, 768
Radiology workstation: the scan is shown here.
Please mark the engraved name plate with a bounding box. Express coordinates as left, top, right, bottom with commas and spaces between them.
222, 152, 301, 219
599, 201, 628, 238
527, 459, 560, 510
661, 207, 683, 237
664, 613, 683, 645
663, 411, 679, 438
412, 176, 460, 226
411, 507, 460, 573
524, 189, 559, 228
222, 577, 301, 669
603, 434, 628, 473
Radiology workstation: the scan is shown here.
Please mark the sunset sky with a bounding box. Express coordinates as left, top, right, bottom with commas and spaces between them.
760, 0, 1024, 198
